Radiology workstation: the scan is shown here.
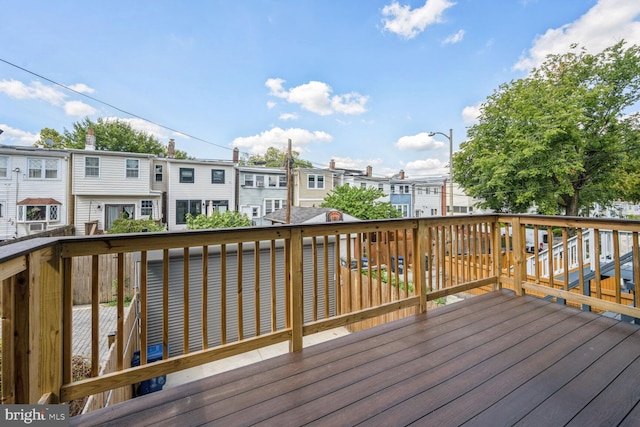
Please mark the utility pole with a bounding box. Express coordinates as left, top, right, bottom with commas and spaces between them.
286, 139, 292, 224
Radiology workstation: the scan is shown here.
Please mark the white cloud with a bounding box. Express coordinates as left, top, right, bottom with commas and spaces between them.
0, 79, 66, 105
67, 83, 95, 94
462, 103, 481, 124
103, 116, 183, 141
266, 101, 277, 109
514, 0, 640, 71
331, 156, 384, 171
394, 132, 446, 151
443, 29, 464, 45
231, 127, 333, 154
64, 100, 98, 117
381, 0, 456, 39
0, 124, 39, 146
266, 78, 368, 116
404, 158, 448, 176
279, 113, 298, 121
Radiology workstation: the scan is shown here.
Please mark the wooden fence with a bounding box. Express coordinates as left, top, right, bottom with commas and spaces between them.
72, 253, 136, 304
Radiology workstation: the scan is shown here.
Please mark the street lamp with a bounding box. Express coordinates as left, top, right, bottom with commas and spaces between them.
428, 128, 453, 216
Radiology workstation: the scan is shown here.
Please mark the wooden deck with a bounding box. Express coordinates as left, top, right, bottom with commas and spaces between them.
70, 290, 640, 426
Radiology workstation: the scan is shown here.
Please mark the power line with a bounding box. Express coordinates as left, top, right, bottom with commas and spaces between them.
0, 57, 233, 153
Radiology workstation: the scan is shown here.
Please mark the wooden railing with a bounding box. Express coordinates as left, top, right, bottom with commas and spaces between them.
1, 214, 637, 409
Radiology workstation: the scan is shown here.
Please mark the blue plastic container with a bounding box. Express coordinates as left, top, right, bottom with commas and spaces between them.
132, 344, 168, 396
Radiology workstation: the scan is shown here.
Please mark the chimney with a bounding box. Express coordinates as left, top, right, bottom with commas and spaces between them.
329, 159, 335, 170
85, 128, 96, 151
399, 170, 405, 180
366, 165, 372, 177
168, 139, 175, 158
232, 147, 239, 163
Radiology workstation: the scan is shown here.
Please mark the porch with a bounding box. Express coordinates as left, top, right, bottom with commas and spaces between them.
70, 290, 640, 426
2, 214, 640, 425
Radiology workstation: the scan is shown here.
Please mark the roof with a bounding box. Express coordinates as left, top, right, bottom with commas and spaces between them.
17, 198, 62, 205
264, 206, 358, 224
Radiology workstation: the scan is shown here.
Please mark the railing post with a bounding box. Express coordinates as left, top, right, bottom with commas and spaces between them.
414, 221, 427, 312
10, 245, 63, 403
511, 218, 525, 296
492, 219, 502, 290
289, 228, 304, 352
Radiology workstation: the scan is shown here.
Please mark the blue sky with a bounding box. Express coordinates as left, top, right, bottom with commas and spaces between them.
1, 0, 639, 177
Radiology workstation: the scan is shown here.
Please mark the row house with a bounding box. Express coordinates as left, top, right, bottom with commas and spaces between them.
0, 145, 71, 240
237, 165, 288, 226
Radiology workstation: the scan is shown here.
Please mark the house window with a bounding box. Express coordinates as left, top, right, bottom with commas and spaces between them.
431, 208, 438, 216
141, 200, 153, 217
126, 159, 139, 178
279, 175, 287, 187
308, 174, 325, 189
265, 199, 285, 214
211, 169, 225, 184
27, 158, 59, 179
105, 204, 135, 230
361, 183, 367, 189
433, 187, 439, 195
425, 187, 430, 195
18, 204, 59, 222
390, 185, 395, 194
393, 204, 410, 217
417, 188, 422, 195
176, 200, 201, 224
244, 174, 254, 186
208, 200, 229, 213
179, 168, 195, 183
0, 156, 8, 178
0, 202, 3, 218
269, 176, 278, 187
399, 185, 410, 194
251, 207, 259, 218
85, 157, 100, 177
155, 164, 163, 182
255, 175, 265, 187
378, 184, 384, 191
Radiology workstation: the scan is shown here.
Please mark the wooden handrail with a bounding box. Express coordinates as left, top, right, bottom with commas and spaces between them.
2, 214, 639, 406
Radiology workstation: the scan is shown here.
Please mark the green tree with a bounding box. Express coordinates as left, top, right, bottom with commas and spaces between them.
186, 211, 252, 229
241, 146, 312, 168
321, 185, 402, 220
35, 117, 189, 158
106, 218, 166, 234
453, 41, 640, 216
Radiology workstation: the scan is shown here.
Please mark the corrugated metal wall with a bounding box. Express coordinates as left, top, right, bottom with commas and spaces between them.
143, 240, 336, 357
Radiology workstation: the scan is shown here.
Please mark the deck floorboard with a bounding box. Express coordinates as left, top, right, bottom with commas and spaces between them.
70, 290, 640, 427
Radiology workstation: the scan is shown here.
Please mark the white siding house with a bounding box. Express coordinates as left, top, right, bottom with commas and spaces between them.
71, 150, 162, 235
166, 158, 237, 231
237, 166, 288, 226
0, 146, 71, 240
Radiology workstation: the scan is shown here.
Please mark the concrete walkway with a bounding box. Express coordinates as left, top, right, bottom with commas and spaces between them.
72, 304, 120, 363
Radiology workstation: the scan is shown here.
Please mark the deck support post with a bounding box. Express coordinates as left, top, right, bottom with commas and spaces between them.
289, 228, 304, 352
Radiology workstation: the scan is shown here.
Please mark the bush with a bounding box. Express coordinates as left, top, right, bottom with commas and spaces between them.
106, 218, 166, 234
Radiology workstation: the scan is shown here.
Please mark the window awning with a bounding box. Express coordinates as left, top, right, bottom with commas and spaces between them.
17, 198, 62, 205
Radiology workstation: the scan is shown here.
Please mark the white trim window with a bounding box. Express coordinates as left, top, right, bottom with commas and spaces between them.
141, 200, 153, 217
264, 198, 285, 214
125, 159, 140, 178
18, 204, 59, 222
85, 157, 100, 177
307, 174, 325, 189
0, 156, 9, 178
393, 204, 410, 218
28, 158, 59, 179
243, 174, 254, 186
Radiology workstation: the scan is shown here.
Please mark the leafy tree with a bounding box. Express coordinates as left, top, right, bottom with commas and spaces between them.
241, 146, 312, 168
35, 117, 189, 158
186, 211, 252, 229
321, 185, 402, 220
106, 218, 166, 234
453, 41, 640, 216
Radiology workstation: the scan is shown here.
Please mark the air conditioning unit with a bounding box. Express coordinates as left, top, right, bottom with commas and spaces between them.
29, 223, 45, 232
256, 182, 264, 187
